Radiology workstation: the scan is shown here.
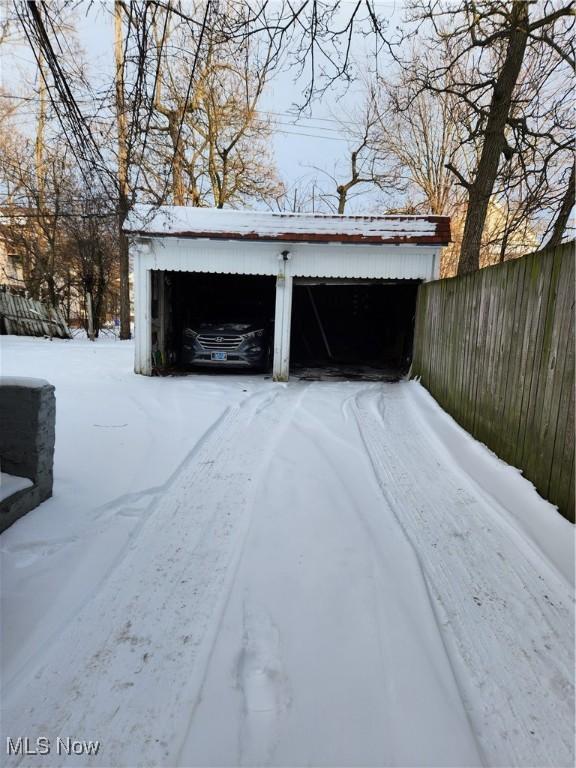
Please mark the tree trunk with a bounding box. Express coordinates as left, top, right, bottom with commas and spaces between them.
65, 269, 71, 322
337, 186, 346, 214
86, 291, 95, 341
457, 1, 530, 275
92, 248, 106, 337
118, 194, 131, 338
168, 115, 185, 205
115, 0, 131, 339
544, 161, 575, 249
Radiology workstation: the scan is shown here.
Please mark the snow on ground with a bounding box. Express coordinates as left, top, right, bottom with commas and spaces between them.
0, 473, 33, 502
0, 336, 574, 767
0, 336, 263, 691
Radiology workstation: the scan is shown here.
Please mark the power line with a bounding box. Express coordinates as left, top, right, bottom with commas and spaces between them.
270, 126, 348, 142
0, 94, 359, 127
2, 99, 351, 142
0, 92, 110, 105
131, 2, 170, 196
254, 108, 359, 126
15, 1, 117, 202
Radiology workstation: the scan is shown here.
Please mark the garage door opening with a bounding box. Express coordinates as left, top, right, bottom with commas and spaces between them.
151, 271, 276, 374
290, 280, 420, 380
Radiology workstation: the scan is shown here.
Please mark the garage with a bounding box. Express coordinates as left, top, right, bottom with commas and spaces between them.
290, 280, 420, 379
150, 271, 276, 372
125, 206, 450, 381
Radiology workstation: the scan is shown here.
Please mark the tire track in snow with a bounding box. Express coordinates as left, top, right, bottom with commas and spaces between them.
353, 384, 574, 768
292, 388, 484, 766
2, 385, 308, 768
235, 602, 292, 766
179, 383, 483, 768
175, 384, 310, 766
2, 402, 238, 692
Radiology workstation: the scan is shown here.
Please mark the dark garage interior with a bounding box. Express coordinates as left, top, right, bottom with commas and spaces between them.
151, 271, 420, 379
290, 280, 420, 380
151, 271, 276, 372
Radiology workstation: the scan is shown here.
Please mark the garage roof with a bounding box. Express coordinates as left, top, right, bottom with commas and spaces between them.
125, 205, 450, 246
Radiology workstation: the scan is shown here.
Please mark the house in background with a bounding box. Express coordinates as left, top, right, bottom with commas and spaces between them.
440, 200, 540, 277
0, 234, 25, 292
125, 206, 450, 381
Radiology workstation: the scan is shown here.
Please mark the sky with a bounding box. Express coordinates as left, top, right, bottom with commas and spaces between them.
0, 1, 405, 213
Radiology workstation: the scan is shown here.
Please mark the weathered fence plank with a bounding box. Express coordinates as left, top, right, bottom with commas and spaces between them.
0, 290, 71, 339
500, 256, 527, 464
533, 249, 570, 498
412, 241, 575, 522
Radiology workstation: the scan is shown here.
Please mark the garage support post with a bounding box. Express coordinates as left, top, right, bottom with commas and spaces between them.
157, 270, 166, 366
273, 271, 293, 382
134, 260, 152, 375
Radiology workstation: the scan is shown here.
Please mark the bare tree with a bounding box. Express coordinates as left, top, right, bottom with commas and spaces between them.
270, 178, 318, 213
1, 138, 71, 305
334, 96, 385, 214
306, 87, 403, 214
66, 194, 120, 337
376, 72, 467, 216
0, 81, 119, 332
14, 0, 401, 205
544, 161, 575, 248
405, 0, 575, 273
139, 5, 284, 208
114, 0, 131, 339
0, 3, 13, 46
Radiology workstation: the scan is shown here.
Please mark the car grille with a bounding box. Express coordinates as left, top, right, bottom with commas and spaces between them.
197, 334, 243, 351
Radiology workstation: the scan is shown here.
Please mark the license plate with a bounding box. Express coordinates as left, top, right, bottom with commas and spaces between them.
211, 351, 227, 361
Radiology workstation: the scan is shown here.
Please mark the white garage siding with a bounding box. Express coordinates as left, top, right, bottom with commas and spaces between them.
125, 208, 449, 380
131, 237, 440, 280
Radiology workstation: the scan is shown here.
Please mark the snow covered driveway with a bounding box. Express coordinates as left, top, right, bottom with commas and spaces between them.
1, 338, 574, 767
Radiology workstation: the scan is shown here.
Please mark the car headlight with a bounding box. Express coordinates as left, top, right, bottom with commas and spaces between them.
243, 329, 264, 340
183, 328, 198, 339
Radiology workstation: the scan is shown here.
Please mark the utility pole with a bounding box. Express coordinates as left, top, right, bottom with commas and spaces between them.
114, 0, 131, 340
35, 52, 46, 207
34, 37, 50, 306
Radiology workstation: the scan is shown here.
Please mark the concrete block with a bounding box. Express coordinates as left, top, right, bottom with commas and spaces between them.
0, 377, 56, 532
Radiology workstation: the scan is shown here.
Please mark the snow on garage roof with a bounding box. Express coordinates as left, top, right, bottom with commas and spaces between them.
124, 205, 450, 246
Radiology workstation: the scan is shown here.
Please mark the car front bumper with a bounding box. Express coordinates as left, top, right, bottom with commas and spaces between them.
181, 340, 267, 369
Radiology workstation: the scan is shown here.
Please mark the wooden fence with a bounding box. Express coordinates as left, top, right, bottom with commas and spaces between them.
412, 241, 575, 522
0, 290, 70, 339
